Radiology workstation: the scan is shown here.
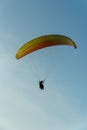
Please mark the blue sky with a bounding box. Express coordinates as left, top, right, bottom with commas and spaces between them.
0, 0, 87, 130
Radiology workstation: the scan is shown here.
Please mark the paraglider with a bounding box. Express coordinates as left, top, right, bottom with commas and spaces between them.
16, 34, 77, 90
16, 34, 77, 59
39, 80, 45, 90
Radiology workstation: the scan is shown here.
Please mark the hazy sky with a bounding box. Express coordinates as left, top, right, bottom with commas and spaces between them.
0, 0, 87, 130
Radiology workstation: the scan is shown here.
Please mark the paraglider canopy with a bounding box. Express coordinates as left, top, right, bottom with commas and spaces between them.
16, 34, 77, 59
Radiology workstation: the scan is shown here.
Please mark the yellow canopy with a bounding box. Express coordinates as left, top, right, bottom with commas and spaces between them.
16, 34, 77, 59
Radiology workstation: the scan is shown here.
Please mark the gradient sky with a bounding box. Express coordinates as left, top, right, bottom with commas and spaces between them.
0, 0, 87, 130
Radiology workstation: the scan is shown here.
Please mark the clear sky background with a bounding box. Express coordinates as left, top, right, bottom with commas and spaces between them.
0, 0, 87, 130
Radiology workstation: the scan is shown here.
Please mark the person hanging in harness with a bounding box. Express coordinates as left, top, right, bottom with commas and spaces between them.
39, 80, 45, 90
